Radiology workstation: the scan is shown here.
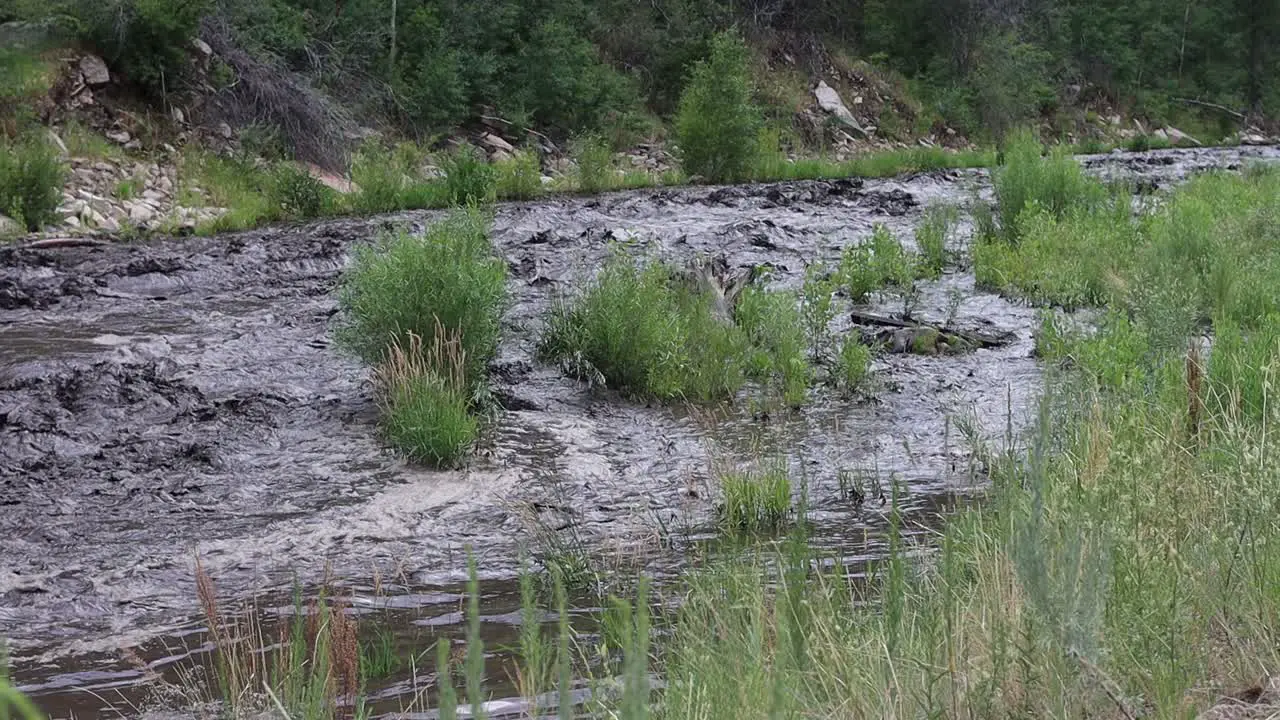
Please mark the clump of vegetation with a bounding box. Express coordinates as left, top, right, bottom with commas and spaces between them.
349, 143, 409, 214
974, 195, 1136, 308
441, 146, 496, 206
840, 224, 916, 303
0, 134, 67, 231
373, 327, 478, 466
336, 210, 507, 383
571, 134, 614, 194
717, 462, 793, 532
540, 252, 808, 403
992, 129, 1106, 241
495, 149, 543, 201
194, 562, 366, 719
675, 31, 762, 183
270, 163, 335, 220
835, 336, 874, 392
914, 204, 957, 278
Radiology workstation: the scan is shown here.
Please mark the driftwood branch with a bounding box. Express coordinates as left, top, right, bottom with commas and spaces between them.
1171, 97, 1245, 120
850, 310, 1015, 352
17, 237, 111, 250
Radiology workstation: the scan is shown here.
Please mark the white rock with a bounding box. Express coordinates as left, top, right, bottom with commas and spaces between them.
0, 215, 22, 235
1243, 133, 1269, 145
93, 162, 116, 173
106, 130, 131, 145
1153, 128, 1169, 141
171, 107, 185, 124
218, 122, 233, 139
47, 129, 68, 155
157, 176, 174, 193
143, 189, 166, 203
193, 39, 213, 56
124, 140, 142, 151
480, 133, 515, 153
80, 55, 111, 86
130, 205, 156, 224
87, 209, 108, 228
813, 80, 867, 138
1164, 126, 1201, 146
64, 216, 81, 228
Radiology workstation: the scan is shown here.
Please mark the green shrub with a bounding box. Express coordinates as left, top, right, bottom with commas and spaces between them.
540, 252, 806, 403
836, 337, 873, 392
50, 0, 206, 96
675, 31, 762, 183
270, 164, 334, 219
335, 210, 508, 386
571, 135, 614, 194
350, 144, 407, 214
993, 129, 1106, 241
374, 328, 478, 467
735, 284, 810, 406
840, 224, 917, 303
915, 205, 957, 279
800, 263, 839, 359
495, 149, 543, 201
718, 462, 793, 532
0, 135, 67, 231
441, 147, 496, 206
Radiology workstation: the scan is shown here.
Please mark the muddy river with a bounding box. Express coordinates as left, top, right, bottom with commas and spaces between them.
3, 145, 1278, 717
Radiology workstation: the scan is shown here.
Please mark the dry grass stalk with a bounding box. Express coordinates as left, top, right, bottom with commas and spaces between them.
373, 318, 469, 404
1187, 339, 1205, 448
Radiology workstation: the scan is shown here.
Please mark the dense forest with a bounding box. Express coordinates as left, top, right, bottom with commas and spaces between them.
3, 0, 1279, 146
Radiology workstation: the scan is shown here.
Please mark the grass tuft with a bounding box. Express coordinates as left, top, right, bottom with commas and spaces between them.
373, 326, 478, 467
717, 462, 793, 533
495, 149, 543, 201
0, 134, 66, 231
540, 252, 808, 403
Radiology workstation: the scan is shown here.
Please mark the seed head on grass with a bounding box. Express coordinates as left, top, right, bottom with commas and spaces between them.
374, 327, 478, 467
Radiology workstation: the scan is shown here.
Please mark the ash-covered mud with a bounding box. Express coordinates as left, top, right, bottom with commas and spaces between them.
3, 144, 1278, 716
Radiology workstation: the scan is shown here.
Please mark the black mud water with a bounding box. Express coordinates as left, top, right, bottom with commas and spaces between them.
3, 145, 1278, 718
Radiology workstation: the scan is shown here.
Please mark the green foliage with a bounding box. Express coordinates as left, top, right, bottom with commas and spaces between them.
335, 210, 508, 386
0, 134, 66, 231
836, 337, 873, 393
718, 463, 793, 533
735, 284, 811, 406
270, 164, 335, 219
375, 329, 478, 467
42, 0, 206, 95
350, 144, 409, 214
540, 252, 808, 403
993, 130, 1106, 241
675, 31, 762, 183
495, 149, 542, 201
441, 147, 496, 206
800, 263, 839, 359
839, 224, 917, 305
571, 134, 614, 194
180, 153, 281, 234
914, 205, 957, 279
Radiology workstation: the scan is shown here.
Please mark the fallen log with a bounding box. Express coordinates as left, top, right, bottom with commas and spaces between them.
850, 310, 1016, 354
17, 237, 112, 250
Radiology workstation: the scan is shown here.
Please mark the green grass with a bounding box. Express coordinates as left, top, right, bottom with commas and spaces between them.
914, 204, 958, 278
440, 147, 497, 206
114, 178, 140, 201
539, 252, 810, 403
717, 462, 794, 532
336, 210, 506, 464
495, 149, 543, 201
0, 134, 66, 231
373, 328, 478, 467
571, 135, 614, 193
835, 336, 874, 392
61, 120, 124, 160
992, 129, 1107, 241
179, 152, 280, 233
840, 223, 916, 304
336, 209, 507, 382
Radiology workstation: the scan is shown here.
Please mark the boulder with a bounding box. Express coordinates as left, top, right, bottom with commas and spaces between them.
813, 81, 867, 138
1164, 126, 1201, 146
480, 133, 515, 153
105, 130, 132, 145
0, 215, 22, 236
193, 38, 213, 56
129, 204, 156, 225
79, 55, 111, 86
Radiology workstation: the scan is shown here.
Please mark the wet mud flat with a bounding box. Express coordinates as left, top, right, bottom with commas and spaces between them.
3, 144, 1278, 716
